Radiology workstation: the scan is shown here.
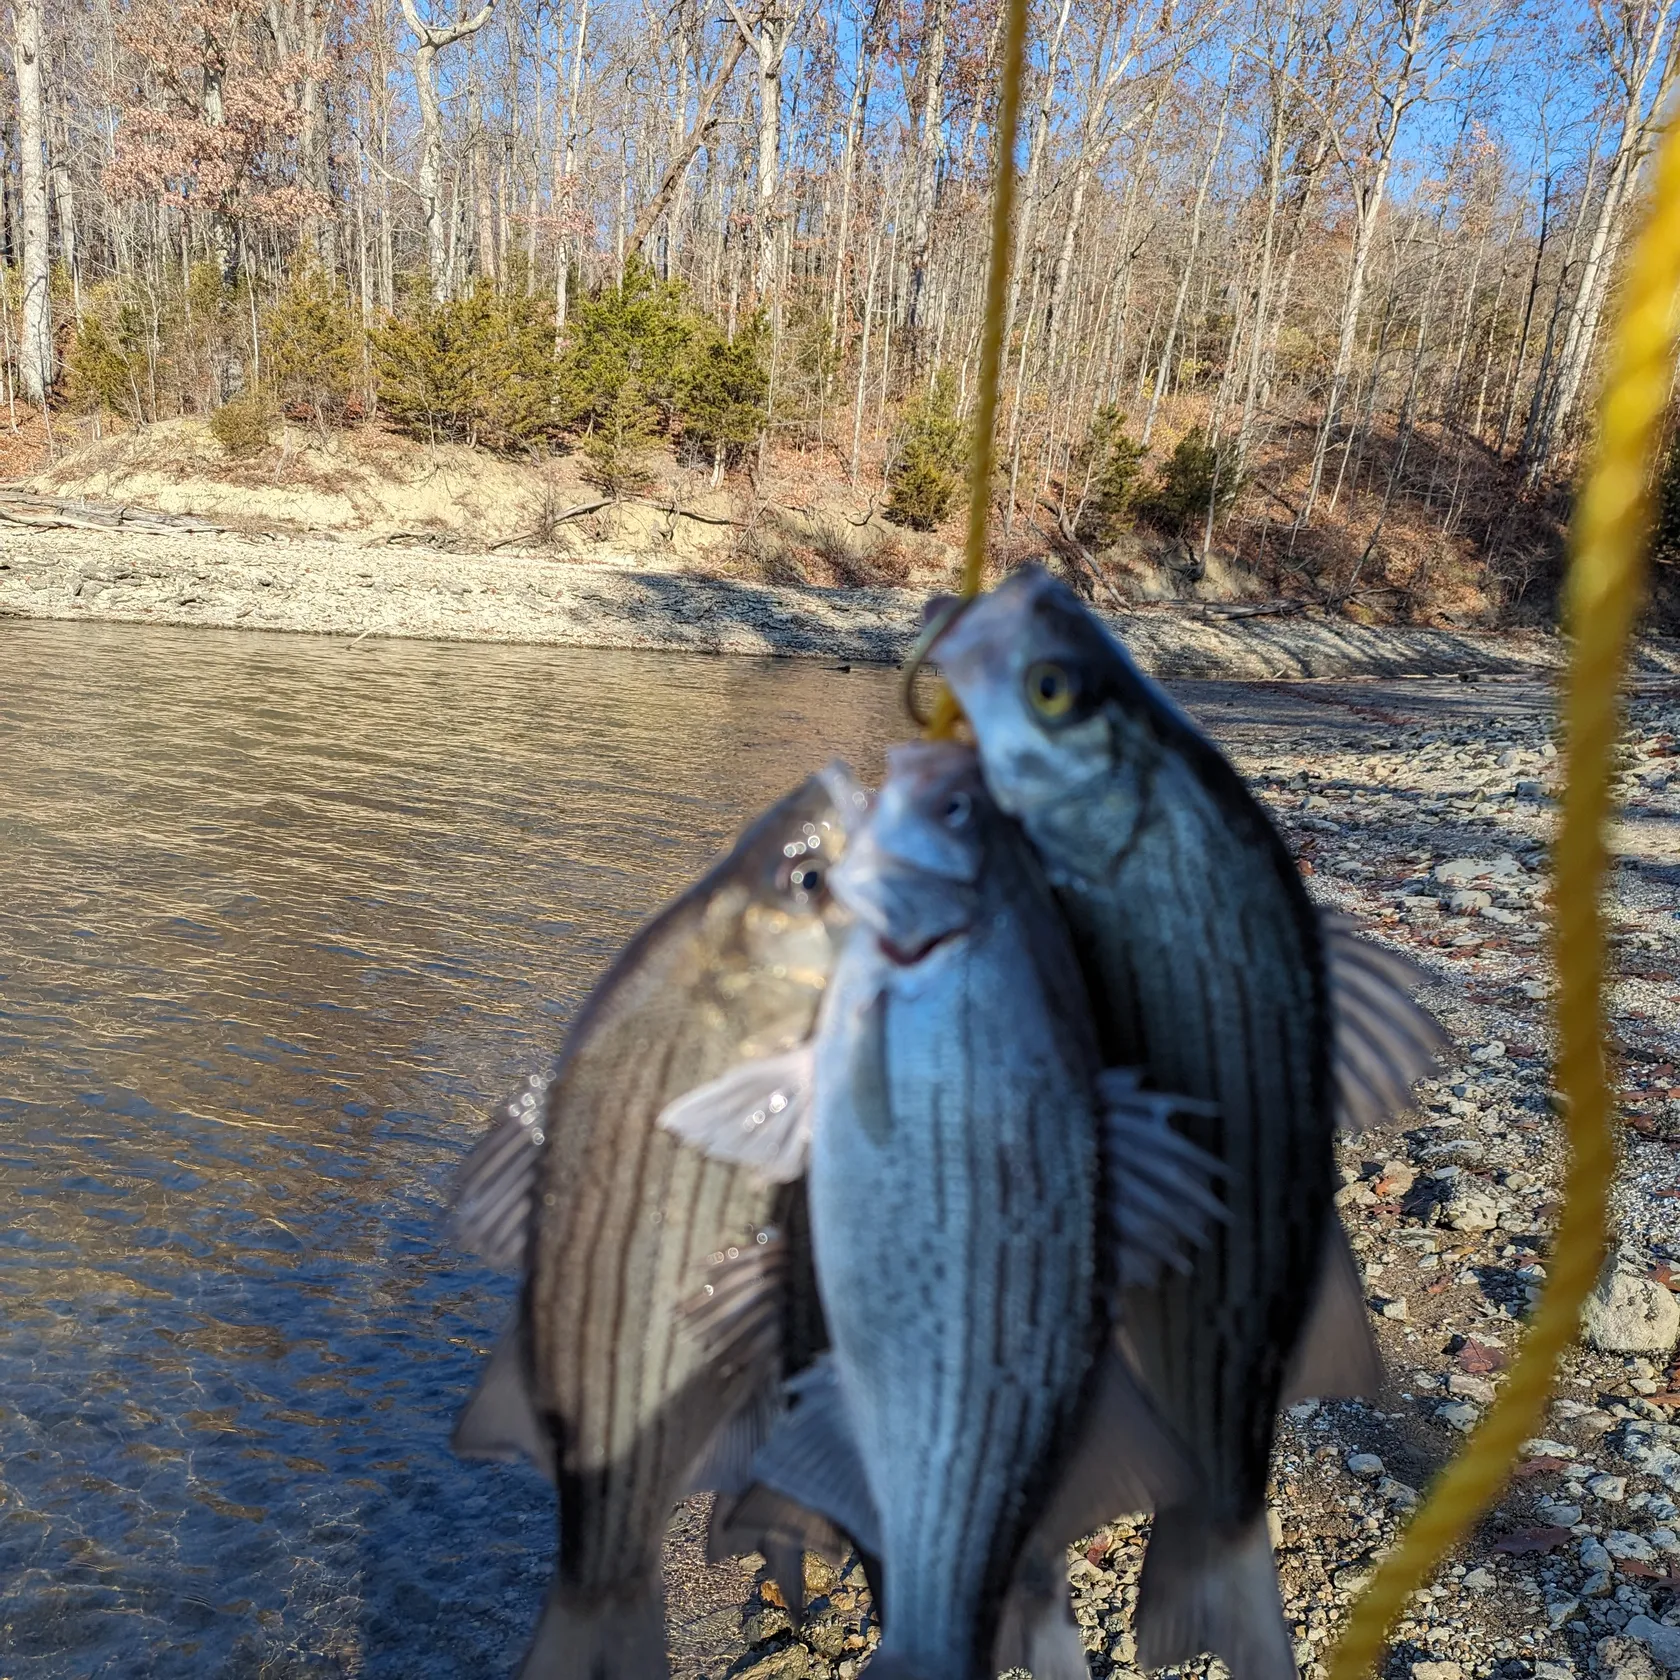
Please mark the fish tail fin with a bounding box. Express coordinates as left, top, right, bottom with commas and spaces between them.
852, 1654, 934, 1680
515, 1581, 668, 1680
993, 1560, 1089, 1680
1135, 1506, 1295, 1680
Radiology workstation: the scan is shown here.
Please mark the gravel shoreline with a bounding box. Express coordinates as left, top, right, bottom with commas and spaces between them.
7, 525, 1678, 679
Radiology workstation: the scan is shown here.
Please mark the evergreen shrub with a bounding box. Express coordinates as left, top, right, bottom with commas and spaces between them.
1140, 425, 1240, 533
1075, 406, 1147, 545
265, 267, 363, 433
886, 377, 966, 531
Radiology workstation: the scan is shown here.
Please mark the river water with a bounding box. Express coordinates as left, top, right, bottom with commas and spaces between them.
0, 621, 909, 1679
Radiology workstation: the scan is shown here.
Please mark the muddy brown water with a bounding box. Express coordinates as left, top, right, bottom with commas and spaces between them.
0, 620, 1564, 1679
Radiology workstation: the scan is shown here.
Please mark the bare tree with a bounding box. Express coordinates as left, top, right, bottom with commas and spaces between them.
399, 0, 496, 298
12, 0, 50, 403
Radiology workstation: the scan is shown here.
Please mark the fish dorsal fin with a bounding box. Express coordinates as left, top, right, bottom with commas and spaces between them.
1281, 1216, 1385, 1403
707, 1483, 849, 1614
657, 1046, 815, 1182
1098, 1070, 1227, 1290
749, 1357, 882, 1562
452, 1069, 554, 1272
1323, 913, 1447, 1132
451, 1313, 557, 1483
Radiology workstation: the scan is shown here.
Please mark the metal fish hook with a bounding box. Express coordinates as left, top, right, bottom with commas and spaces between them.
900, 594, 974, 730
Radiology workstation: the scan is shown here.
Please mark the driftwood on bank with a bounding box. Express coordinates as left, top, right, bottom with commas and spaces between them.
0, 487, 230, 537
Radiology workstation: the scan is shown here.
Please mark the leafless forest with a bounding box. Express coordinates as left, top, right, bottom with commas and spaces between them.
3, 0, 1678, 619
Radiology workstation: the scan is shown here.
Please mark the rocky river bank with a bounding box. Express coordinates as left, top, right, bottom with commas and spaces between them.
5, 523, 1675, 680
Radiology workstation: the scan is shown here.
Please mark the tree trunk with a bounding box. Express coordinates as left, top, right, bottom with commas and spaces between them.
904, 0, 947, 350
400, 0, 495, 300
14, 0, 51, 404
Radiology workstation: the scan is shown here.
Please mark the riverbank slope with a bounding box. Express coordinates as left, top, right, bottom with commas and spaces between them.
5, 523, 1671, 678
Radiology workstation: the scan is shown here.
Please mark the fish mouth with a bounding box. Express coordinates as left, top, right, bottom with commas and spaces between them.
877, 927, 960, 967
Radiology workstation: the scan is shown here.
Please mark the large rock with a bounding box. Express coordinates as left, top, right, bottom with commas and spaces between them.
1624, 1617, 1680, 1673
1584, 1251, 1680, 1354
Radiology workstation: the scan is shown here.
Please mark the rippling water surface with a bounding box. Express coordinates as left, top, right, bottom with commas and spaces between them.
0, 621, 906, 1678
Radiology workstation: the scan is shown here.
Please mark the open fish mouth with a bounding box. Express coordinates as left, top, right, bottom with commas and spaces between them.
878, 925, 962, 967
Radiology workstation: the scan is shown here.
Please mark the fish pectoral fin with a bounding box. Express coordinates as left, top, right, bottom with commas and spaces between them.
1134, 1506, 1295, 1680
451, 1069, 553, 1271
708, 1483, 849, 1614
1098, 1069, 1228, 1289
680, 1224, 789, 1380
1281, 1215, 1385, 1403
657, 1046, 815, 1182
1323, 912, 1448, 1132
451, 1313, 557, 1483
1027, 1344, 1200, 1552
750, 1356, 882, 1562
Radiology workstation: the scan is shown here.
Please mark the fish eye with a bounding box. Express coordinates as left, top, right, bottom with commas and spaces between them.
1025, 660, 1077, 720
941, 791, 973, 829
787, 862, 824, 896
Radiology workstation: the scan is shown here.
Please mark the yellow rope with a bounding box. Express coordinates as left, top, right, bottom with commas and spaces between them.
1326, 110, 1680, 1680
919, 0, 1030, 739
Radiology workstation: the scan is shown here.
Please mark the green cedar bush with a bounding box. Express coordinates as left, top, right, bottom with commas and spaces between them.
265, 267, 363, 432
677, 313, 769, 465
556, 259, 693, 434
885, 377, 967, 531
371, 283, 557, 449
67, 313, 141, 420
1075, 406, 1147, 545
1140, 425, 1240, 533
209, 392, 273, 458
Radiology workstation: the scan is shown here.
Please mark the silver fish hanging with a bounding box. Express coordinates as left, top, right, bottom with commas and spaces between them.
933, 565, 1446, 1680
449, 765, 866, 1680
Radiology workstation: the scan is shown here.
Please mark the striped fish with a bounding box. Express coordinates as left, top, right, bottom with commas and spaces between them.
935, 567, 1445, 1680
665, 741, 1226, 1680
449, 766, 865, 1680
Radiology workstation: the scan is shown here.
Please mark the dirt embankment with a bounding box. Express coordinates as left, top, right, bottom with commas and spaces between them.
5, 518, 1664, 679
4, 416, 1675, 678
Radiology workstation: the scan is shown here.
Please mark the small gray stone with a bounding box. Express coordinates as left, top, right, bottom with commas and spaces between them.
1589, 1475, 1630, 1502
1584, 1265, 1680, 1356
1525, 1439, 1579, 1458
1449, 889, 1494, 914
1347, 1453, 1386, 1479
1606, 1531, 1658, 1563
1582, 1538, 1614, 1573
1448, 1373, 1497, 1403
1443, 1183, 1500, 1232
1411, 1663, 1462, 1680
1437, 1401, 1480, 1431
1461, 1567, 1496, 1591
1377, 1476, 1420, 1509
1539, 1501, 1585, 1528
1624, 1617, 1680, 1671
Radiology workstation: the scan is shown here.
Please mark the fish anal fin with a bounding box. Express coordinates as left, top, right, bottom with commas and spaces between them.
993, 1545, 1088, 1680
1282, 1217, 1385, 1404
451, 1315, 556, 1484
452, 1069, 554, 1271
1323, 912, 1448, 1132
657, 1047, 814, 1182
1134, 1506, 1295, 1680
1030, 1344, 1200, 1552
1098, 1069, 1227, 1289
707, 1483, 848, 1615
750, 1358, 882, 1563
681, 1382, 781, 1498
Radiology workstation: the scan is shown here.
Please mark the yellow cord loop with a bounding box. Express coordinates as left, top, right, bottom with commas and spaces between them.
918, 0, 1030, 739
1327, 112, 1680, 1680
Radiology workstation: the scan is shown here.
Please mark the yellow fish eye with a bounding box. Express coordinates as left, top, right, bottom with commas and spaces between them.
1025, 660, 1076, 719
